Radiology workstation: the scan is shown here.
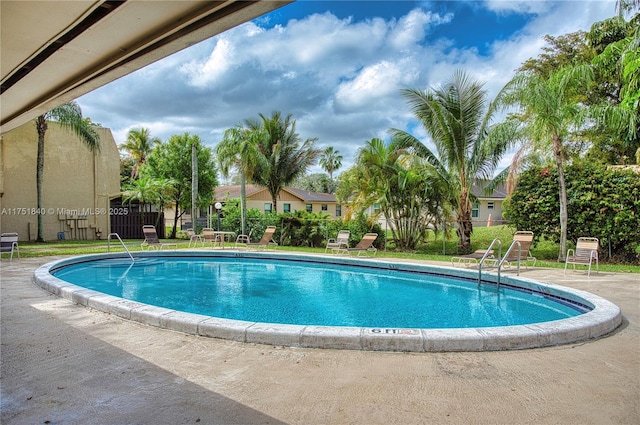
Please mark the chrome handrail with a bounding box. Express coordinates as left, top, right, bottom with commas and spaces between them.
107, 232, 134, 263
478, 238, 501, 286
497, 240, 521, 288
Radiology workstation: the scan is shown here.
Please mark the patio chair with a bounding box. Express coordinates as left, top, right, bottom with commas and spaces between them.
485, 231, 537, 269
234, 228, 253, 249
141, 225, 178, 250
564, 237, 599, 276
201, 227, 223, 247
337, 233, 378, 257
186, 228, 203, 248
247, 226, 277, 250
325, 230, 350, 254
451, 249, 494, 267
0, 232, 20, 261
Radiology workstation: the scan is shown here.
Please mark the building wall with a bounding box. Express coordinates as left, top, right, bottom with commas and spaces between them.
473, 199, 504, 227
0, 121, 121, 241
245, 198, 340, 217
365, 198, 506, 229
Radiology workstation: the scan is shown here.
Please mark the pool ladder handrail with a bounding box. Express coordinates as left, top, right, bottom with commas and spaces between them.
496, 240, 522, 288
107, 232, 134, 263
478, 238, 501, 287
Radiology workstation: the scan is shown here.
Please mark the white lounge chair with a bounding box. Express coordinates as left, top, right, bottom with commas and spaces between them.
247, 226, 277, 250
1, 233, 20, 261
564, 237, 599, 276
186, 228, 203, 248
451, 249, 494, 267
336, 233, 378, 257
325, 230, 350, 254
141, 225, 177, 250
234, 229, 253, 248
485, 231, 537, 269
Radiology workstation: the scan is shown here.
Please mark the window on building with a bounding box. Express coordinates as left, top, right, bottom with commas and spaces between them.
487, 201, 494, 210
373, 203, 381, 213
306, 204, 312, 212
336, 204, 342, 217
283, 203, 291, 213
264, 203, 272, 213
472, 203, 479, 218
321, 204, 328, 211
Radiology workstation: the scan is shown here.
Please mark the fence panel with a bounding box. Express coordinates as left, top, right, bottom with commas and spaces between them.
110, 211, 164, 239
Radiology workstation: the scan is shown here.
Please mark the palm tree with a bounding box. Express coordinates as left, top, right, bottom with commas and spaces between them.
35, 101, 100, 241
122, 175, 158, 224
500, 65, 594, 261
123, 176, 176, 228
618, 0, 640, 16
319, 146, 343, 180
390, 70, 513, 253
216, 125, 267, 235
246, 111, 321, 212
347, 138, 446, 250
119, 127, 161, 179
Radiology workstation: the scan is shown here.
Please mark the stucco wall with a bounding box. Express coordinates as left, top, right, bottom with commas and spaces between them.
0, 121, 120, 241
474, 199, 504, 227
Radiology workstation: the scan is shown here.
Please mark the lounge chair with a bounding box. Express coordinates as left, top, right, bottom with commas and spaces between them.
337, 233, 378, 257
0, 232, 20, 261
564, 237, 599, 276
201, 228, 220, 247
486, 231, 537, 269
141, 225, 178, 250
234, 229, 253, 249
247, 226, 278, 250
451, 249, 494, 267
186, 228, 203, 248
325, 230, 350, 254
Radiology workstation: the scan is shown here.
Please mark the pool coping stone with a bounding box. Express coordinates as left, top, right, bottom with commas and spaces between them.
32, 251, 623, 352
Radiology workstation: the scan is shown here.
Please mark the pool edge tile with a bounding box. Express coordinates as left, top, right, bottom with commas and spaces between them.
198, 317, 253, 343
300, 326, 363, 350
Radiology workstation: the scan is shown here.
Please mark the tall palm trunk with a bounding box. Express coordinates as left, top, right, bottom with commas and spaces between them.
171, 190, 182, 239
552, 135, 568, 261
35, 116, 47, 242
457, 191, 473, 253
240, 173, 247, 235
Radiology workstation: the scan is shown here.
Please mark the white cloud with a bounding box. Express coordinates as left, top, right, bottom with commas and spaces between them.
182, 38, 235, 87
483, 0, 554, 15
78, 1, 617, 176
388, 9, 453, 49
334, 60, 410, 112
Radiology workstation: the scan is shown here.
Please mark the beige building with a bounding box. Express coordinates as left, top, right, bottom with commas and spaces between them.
162, 185, 340, 230
470, 181, 507, 227
0, 121, 121, 241
214, 183, 507, 227
215, 185, 341, 217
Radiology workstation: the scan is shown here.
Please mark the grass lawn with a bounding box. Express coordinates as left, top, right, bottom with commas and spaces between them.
10, 225, 639, 274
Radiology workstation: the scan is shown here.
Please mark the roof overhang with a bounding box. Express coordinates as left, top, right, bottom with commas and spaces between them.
0, 0, 292, 134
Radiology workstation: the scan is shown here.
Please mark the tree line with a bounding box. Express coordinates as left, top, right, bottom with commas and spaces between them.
34, 2, 638, 260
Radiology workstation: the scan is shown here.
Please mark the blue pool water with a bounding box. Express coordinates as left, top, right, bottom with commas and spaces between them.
52, 257, 586, 328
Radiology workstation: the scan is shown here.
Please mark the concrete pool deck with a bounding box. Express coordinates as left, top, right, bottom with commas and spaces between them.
1, 255, 639, 424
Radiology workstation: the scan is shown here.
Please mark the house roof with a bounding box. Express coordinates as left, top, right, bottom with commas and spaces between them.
284, 187, 336, 202
215, 185, 337, 203
216, 182, 503, 203
471, 181, 508, 199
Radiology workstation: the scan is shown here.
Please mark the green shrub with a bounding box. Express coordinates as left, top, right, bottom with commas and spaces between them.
506, 162, 640, 262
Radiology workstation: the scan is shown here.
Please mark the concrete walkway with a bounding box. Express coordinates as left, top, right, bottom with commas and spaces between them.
1, 256, 638, 424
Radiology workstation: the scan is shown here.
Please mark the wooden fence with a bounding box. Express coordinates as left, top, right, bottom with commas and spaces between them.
110, 211, 165, 239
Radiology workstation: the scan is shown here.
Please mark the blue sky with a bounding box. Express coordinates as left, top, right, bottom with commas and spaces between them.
77, 0, 617, 176
268, 1, 531, 54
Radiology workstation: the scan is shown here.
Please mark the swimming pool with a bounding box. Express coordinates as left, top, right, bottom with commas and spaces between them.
34, 251, 622, 352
